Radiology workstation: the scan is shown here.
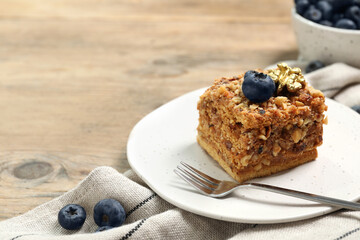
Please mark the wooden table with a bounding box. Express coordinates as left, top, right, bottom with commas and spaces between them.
0, 0, 297, 220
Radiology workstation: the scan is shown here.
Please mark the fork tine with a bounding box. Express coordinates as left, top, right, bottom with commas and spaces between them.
180, 161, 220, 185
174, 169, 213, 195
176, 166, 217, 190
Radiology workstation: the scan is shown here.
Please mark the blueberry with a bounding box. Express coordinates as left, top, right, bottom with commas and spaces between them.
93, 199, 126, 227
58, 204, 86, 230
351, 105, 360, 113
95, 226, 114, 232
305, 60, 326, 73
304, 6, 323, 22
317, 1, 333, 20
332, 13, 345, 23
345, 6, 360, 27
335, 18, 357, 29
332, 0, 353, 12
319, 20, 333, 26
296, 0, 311, 15
354, 0, 360, 7
242, 71, 275, 103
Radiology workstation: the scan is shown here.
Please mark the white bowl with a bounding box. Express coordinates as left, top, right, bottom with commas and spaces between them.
292, 8, 360, 68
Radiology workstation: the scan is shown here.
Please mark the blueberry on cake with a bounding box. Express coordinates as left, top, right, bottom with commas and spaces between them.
197, 63, 327, 183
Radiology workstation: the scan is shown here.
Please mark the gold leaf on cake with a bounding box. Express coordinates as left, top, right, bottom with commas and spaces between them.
268, 63, 305, 94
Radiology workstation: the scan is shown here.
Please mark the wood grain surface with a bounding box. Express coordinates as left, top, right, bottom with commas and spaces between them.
0, 0, 297, 220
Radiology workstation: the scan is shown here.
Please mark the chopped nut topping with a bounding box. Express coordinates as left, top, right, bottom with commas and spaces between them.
254, 163, 262, 171
240, 154, 253, 166
295, 101, 304, 106
272, 142, 281, 156
323, 116, 328, 125
249, 104, 259, 110
304, 118, 312, 125
291, 128, 302, 143
268, 63, 305, 94
298, 119, 304, 126
308, 86, 324, 97
258, 135, 267, 140
274, 96, 289, 107
262, 159, 270, 166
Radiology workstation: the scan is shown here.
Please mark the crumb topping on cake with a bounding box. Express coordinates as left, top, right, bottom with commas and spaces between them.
199, 64, 327, 129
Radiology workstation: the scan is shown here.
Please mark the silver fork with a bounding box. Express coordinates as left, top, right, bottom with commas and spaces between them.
174, 161, 360, 210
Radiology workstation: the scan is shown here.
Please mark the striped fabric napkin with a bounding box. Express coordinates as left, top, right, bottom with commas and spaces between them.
307, 62, 360, 108
0, 63, 359, 240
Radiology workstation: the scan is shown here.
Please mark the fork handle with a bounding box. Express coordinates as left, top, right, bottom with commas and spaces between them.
248, 183, 360, 210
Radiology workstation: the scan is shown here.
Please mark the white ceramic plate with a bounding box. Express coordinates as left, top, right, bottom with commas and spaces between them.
127, 88, 360, 223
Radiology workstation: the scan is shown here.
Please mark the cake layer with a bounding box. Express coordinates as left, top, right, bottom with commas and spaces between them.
197, 134, 317, 183
197, 96, 324, 165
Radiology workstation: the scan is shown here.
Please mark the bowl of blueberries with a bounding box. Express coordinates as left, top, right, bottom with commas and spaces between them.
292, 0, 360, 68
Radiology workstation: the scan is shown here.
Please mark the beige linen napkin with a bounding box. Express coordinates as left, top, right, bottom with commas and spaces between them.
1, 63, 360, 240
307, 62, 360, 107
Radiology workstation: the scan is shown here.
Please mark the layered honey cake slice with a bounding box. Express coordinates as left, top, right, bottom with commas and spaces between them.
197, 63, 327, 183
